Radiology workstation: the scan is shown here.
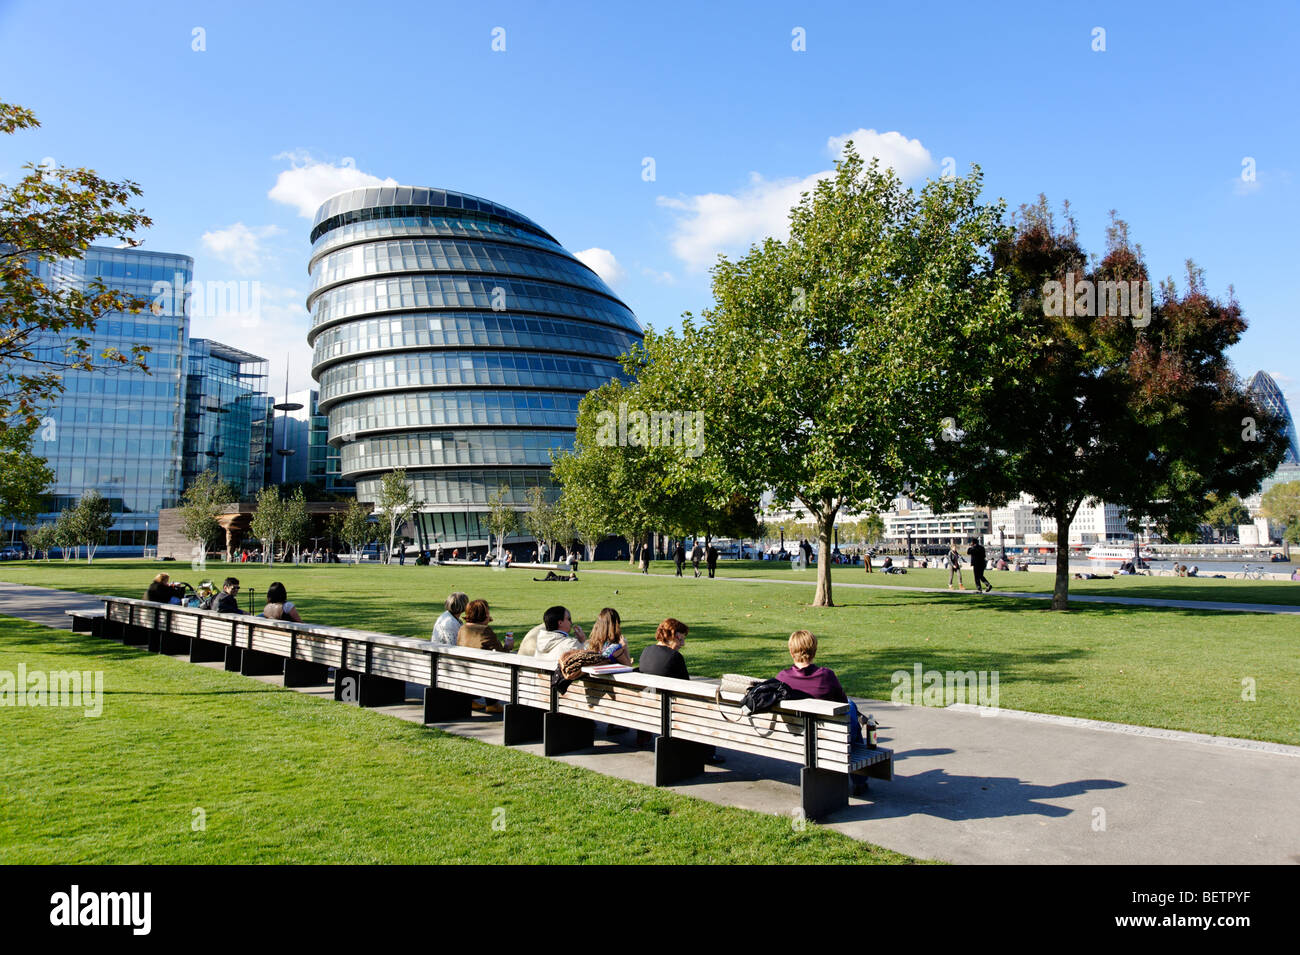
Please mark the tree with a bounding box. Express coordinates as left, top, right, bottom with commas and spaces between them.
52, 507, 77, 560
177, 470, 236, 559
69, 489, 113, 563
1202, 494, 1250, 535
27, 521, 57, 560
1261, 481, 1300, 550
521, 486, 558, 559
485, 485, 518, 559
376, 469, 420, 563
0, 423, 53, 530
249, 486, 287, 564
949, 200, 1289, 609
636, 145, 1025, 605
0, 101, 153, 429
282, 487, 309, 563
340, 498, 375, 563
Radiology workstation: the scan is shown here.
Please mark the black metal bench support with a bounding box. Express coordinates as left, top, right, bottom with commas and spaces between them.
654, 736, 707, 786
189, 637, 225, 663
502, 702, 544, 744
283, 657, 331, 687
158, 629, 190, 655
800, 767, 849, 821
542, 711, 594, 756
223, 646, 243, 672
333, 670, 406, 707
423, 686, 473, 722
240, 648, 285, 677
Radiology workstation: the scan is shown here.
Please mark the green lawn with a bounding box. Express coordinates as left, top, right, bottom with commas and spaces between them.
1, 558, 1298, 745
0, 616, 918, 864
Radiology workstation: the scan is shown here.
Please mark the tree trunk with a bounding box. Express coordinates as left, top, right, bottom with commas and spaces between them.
812, 502, 838, 607
1051, 509, 1073, 611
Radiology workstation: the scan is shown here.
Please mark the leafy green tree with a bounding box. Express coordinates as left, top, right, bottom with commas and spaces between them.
70, 489, 113, 563
948, 200, 1289, 609
0, 423, 53, 530
485, 484, 518, 559
27, 521, 57, 560
250, 486, 287, 564
282, 487, 310, 563
52, 507, 78, 560
375, 468, 420, 563
636, 145, 1025, 605
0, 101, 152, 429
339, 499, 375, 563
1261, 481, 1300, 550
1202, 494, 1250, 536
178, 470, 236, 559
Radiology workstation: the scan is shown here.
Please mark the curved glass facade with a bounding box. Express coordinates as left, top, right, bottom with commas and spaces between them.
308, 185, 641, 548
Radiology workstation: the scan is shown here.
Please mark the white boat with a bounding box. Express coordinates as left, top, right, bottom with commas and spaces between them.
1087, 543, 1154, 563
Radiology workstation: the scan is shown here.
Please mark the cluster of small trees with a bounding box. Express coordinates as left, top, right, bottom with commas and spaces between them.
27, 490, 114, 562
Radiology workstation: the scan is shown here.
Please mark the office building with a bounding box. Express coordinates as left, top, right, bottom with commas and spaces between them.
307, 185, 642, 548
183, 339, 271, 498
23, 246, 191, 551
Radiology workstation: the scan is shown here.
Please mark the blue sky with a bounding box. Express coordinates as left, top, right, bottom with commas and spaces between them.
1, 0, 1296, 408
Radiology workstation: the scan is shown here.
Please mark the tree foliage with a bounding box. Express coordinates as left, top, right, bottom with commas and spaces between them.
249, 486, 287, 564
69, 489, 113, 563
178, 470, 236, 555
339, 499, 375, 562
1261, 481, 1300, 546
635, 145, 1026, 605
485, 484, 518, 557
947, 198, 1289, 609
375, 468, 419, 563
0, 100, 153, 429
0, 423, 53, 524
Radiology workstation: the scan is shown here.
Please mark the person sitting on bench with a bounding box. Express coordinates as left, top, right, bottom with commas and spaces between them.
775, 630, 865, 746
584, 607, 633, 666
214, 578, 245, 614
146, 573, 183, 604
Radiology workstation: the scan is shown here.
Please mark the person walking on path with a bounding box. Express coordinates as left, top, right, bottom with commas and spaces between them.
691, 541, 704, 578
674, 542, 686, 577
706, 543, 718, 578
968, 539, 992, 593
947, 544, 965, 590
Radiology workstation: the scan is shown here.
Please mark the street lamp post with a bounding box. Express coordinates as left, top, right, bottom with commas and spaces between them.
906, 529, 914, 568
999, 524, 1007, 562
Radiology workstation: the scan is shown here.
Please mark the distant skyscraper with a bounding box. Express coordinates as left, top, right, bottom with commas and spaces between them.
1247, 371, 1300, 466
23, 246, 191, 551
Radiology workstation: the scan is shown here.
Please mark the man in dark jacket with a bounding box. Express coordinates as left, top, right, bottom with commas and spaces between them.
706, 544, 719, 578
214, 577, 245, 614
967, 540, 992, 593
673, 543, 686, 577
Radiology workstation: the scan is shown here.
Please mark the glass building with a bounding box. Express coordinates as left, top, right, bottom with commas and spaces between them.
183, 339, 271, 498
22, 246, 191, 550
1247, 371, 1300, 466
307, 186, 642, 547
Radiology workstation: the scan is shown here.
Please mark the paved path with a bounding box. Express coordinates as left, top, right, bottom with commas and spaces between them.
581, 568, 1300, 614
3, 581, 1298, 864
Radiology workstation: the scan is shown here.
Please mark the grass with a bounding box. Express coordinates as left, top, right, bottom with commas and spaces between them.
0, 616, 919, 864
1, 558, 1298, 744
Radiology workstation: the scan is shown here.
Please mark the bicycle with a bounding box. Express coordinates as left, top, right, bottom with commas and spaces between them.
1234, 565, 1265, 580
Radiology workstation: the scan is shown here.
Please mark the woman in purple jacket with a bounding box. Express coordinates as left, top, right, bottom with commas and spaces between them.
776, 630, 865, 744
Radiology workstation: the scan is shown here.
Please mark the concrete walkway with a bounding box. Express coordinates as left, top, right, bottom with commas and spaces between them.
582, 568, 1300, 614
3, 581, 1298, 865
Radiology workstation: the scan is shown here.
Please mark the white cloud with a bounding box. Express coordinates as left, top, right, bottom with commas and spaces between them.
640, 266, 676, 285
658, 170, 828, 271
574, 247, 626, 285
825, 128, 934, 180
268, 151, 398, 218
189, 283, 316, 390
659, 128, 935, 270
201, 222, 283, 273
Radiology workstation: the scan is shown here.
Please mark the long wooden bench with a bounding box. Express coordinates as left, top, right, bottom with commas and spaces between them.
96, 596, 893, 819
64, 609, 105, 636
